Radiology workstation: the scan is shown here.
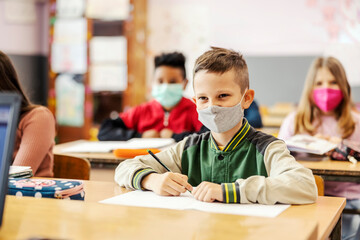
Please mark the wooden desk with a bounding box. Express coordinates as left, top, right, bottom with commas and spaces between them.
53, 140, 125, 164
1, 196, 319, 240
298, 157, 360, 183
83, 180, 344, 240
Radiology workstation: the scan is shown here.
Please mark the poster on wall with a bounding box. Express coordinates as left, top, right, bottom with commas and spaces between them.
55, 74, 84, 127
56, 0, 85, 18
4, 0, 36, 24
51, 43, 87, 74
90, 37, 127, 63
86, 0, 129, 20
90, 64, 127, 91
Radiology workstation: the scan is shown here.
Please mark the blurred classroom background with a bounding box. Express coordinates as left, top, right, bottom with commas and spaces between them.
1, 0, 360, 143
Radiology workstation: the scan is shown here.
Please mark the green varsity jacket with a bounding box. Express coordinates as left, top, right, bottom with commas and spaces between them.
115, 119, 318, 204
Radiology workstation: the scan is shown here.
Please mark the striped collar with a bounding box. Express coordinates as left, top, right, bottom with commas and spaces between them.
210, 119, 251, 152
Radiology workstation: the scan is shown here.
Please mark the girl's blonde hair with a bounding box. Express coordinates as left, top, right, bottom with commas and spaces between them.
294, 56, 355, 138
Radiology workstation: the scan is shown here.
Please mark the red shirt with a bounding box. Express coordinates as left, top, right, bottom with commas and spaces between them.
120, 98, 203, 134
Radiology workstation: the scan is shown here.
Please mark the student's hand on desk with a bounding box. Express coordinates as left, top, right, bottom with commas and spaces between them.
142, 172, 193, 196
192, 182, 223, 203
142, 129, 160, 138
160, 128, 173, 138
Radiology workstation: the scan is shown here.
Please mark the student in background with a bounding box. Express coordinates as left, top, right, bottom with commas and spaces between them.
245, 100, 263, 128
114, 47, 317, 205
98, 52, 206, 142
278, 56, 360, 240
0, 51, 55, 177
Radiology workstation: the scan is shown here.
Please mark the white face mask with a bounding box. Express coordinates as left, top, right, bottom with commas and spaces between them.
197, 91, 247, 133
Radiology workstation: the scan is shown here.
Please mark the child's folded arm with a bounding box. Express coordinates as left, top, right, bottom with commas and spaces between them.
98, 117, 141, 141
172, 125, 209, 142
114, 138, 188, 189
234, 140, 318, 205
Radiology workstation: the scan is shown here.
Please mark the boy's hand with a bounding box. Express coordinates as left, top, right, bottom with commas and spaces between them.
192, 181, 223, 202
160, 128, 173, 138
141, 172, 193, 196
142, 130, 160, 138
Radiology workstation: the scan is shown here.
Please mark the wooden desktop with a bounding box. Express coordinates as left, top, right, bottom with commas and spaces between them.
0, 180, 346, 240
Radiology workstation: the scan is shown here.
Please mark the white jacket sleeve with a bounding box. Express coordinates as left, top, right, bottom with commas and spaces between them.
114, 138, 187, 189
235, 140, 318, 204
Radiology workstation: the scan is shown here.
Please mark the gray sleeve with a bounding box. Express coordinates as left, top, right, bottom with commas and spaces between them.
236, 140, 318, 204
114, 138, 187, 190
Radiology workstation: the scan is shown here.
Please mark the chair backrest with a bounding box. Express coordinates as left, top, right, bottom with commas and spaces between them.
314, 175, 324, 196
53, 154, 91, 180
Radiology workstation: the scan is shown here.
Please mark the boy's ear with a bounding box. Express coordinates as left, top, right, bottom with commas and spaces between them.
183, 79, 189, 90
242, 89, 255, 109
192, 96, 197, 104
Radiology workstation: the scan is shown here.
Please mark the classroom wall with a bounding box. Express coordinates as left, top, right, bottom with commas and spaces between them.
0, 0, 49, 106
147, 0, 360, 106
246, 56, 360, 105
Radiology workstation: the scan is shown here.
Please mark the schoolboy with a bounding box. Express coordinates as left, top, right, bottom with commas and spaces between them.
98, 52, 206, 142
115, 47, 317, 204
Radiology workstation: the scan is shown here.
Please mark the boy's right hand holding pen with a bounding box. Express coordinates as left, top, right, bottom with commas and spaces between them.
142, 149, 193, 196
142, 172, 193, 196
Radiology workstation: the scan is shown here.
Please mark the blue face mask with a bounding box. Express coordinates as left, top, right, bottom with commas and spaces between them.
151, 83, 183, 108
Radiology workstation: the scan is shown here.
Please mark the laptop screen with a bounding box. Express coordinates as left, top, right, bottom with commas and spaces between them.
0, 93, 21, 227
0, 106, 11, 170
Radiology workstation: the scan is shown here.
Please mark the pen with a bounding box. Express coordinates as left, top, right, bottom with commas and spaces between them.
147, 149, 192, 192
147, 149, 171, 172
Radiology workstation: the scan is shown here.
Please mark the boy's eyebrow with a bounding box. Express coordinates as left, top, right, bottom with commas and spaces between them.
196, 89, 236, 95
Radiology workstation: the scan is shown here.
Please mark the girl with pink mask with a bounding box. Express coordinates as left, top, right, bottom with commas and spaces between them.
278, 56, 360, 240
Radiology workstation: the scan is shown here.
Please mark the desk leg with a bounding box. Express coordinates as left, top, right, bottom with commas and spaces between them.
330, 215, 342, 240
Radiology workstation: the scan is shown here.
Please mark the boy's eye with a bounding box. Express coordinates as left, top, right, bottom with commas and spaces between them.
218, 94, 229, 98
169, 79, 177, 84
198, 96, 208, 101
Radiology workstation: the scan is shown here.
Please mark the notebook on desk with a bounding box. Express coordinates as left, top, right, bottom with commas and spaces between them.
61, 138, 175, 153
0, 93, 21, 227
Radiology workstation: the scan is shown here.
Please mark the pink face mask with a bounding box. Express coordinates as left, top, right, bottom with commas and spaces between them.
312, 88, 343, 112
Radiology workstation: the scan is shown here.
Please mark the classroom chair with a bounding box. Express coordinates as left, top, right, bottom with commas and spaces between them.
314, 175, 324, 196
53, 154, 91, 180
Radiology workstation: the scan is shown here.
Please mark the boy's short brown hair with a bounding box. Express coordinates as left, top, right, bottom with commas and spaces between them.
193, 47, 249, 93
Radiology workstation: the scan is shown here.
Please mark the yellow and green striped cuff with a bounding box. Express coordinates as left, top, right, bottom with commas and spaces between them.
132, 168, 156, 190
221, 182, 241, 203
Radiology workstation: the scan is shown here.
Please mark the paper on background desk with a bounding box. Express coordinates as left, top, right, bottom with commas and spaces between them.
285, 135, 338, 155
100, 191, 290, 218
61, 138, 175, 153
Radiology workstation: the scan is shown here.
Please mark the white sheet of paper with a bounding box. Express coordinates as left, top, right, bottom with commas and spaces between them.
61, 138, 175, 153
90, 37, 127, 63
54, 18, 87, 44
90, 64, 127, 91
56, 0, 85, 18
51, 43, 87, 74
55, 74, 85, 126
9, 166, 31, 175
100, 191, 290, 218
86, 0, 129, 20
